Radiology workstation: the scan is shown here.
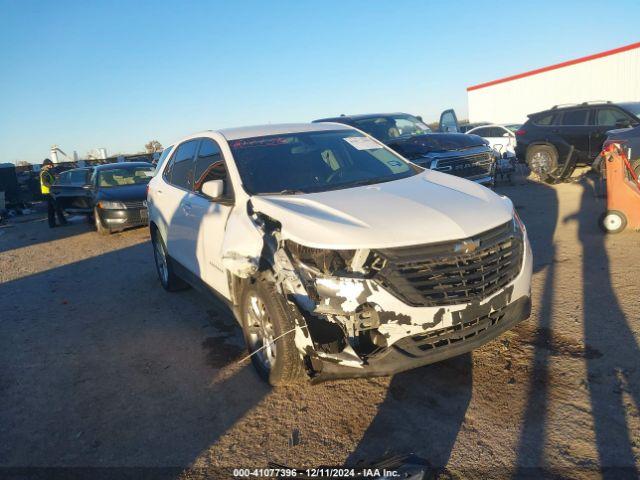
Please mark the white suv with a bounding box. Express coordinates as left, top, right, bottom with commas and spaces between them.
148, 123, 532, 385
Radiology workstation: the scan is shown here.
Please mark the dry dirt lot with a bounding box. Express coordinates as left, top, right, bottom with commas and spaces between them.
1, 174, 639, 479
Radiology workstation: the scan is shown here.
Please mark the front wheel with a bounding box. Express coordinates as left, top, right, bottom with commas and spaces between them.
527, 145, 560, 184
94, 208, 111, 235
599, 210, 627, 234
240, 278, 308, 386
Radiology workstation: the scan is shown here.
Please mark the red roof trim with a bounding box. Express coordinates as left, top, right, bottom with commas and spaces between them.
467, 41, 640, 92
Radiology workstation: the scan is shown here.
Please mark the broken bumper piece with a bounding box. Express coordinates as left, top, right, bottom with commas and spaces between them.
301, 232, 533, 382
311, 295, 531, 382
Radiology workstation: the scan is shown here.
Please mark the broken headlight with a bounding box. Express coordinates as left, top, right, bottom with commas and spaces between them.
285, 240, 356, 276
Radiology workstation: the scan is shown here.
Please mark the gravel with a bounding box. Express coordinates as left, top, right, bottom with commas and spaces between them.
1, 174, 638, 479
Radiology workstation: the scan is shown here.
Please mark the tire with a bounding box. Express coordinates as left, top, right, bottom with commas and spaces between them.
527, 145, 560, 184
151, 228, 189, 291
631, 158, 640, 178
94, 207, 111, 235
599, 210, 627, 234
240, 278, 308, 386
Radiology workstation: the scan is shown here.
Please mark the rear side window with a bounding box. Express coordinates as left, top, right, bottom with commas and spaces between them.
69, 169, 90, 185
533, 113, 555, 126
194, 139, 232, 199
471, 127, 491, 137
155, 146, 173, 174
595, 108, 630, 126
165, 140, 197, 190
559, 109, 590, 126
56, 172, 70, 185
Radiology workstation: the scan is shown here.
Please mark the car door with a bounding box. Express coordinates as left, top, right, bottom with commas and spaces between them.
439, 109, 460, 133
186, 137, 234, 298
52, 168, 93, 213
162, 139, 199, 272
590, 107, 636, 158
552, 109, 592, 161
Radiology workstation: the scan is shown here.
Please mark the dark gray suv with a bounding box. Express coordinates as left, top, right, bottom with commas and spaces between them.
515, 101, 640, 183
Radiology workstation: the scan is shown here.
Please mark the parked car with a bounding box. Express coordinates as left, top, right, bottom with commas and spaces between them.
148, 123, 532, 385
515, 101, 640, 183
51, 162, 155, 234
459, 122, 490, 133
313, 111, 496, 186
467, 124, 521, 158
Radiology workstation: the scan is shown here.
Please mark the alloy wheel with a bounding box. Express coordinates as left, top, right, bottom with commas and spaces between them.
245, 293, 277, 371
154, 238, 169, 285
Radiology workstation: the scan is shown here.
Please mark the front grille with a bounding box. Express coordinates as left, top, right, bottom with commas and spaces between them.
433, 152, 494, 180
372, 221, 523, 307
394, 305, 508, 357
123, 200, 146, 209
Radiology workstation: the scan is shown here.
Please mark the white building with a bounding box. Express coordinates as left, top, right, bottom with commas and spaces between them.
467, 42, 640, 124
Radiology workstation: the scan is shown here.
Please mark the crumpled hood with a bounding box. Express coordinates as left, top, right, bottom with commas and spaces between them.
387, 133, 487, 160
251, 171, 513, 249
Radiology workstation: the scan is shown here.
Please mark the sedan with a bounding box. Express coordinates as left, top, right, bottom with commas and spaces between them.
52, 162, 155, 235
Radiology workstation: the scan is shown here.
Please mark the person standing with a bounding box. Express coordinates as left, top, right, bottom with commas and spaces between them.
40, 159, 67, 227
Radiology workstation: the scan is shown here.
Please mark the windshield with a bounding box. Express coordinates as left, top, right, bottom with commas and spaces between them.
352, 115, 432, 142
229, 130, 420, 195
97, 166, 155, 188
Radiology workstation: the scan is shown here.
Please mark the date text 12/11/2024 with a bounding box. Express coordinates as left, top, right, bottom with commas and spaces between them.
232, 467, 402, 478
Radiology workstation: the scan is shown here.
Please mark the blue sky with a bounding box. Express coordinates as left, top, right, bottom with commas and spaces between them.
1, 0, 638, 164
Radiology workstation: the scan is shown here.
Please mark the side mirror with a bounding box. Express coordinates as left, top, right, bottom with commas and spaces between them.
615, 119, 631, 128
416, 115, 423, 122
503, 132, 511, 137
201, 179, 224, 199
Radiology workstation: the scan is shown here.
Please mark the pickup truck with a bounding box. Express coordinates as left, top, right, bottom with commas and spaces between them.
313, 110, 496, 186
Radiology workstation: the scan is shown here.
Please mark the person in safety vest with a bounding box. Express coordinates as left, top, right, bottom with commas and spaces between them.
40, 159, 67, 228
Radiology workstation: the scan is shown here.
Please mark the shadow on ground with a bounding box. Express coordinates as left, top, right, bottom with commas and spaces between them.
0, 243, 268, 468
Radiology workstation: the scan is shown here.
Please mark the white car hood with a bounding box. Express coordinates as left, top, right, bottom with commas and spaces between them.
250, 171, 513, 249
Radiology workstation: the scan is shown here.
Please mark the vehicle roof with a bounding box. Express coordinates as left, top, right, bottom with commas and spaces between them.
314, 112, 413, 122
61, 166, 94, 172
94, 161, 153, 171
529, 101, 638, 118
219, 122, 352, 141
468, 124, 519, 130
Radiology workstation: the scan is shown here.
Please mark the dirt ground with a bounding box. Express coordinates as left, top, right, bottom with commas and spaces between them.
1, 173, 639, 479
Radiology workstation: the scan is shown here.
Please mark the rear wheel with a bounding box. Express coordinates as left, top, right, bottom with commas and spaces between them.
240, 278, 307, 385
151, 229, 189, 291
94, 207, 111, 235
527, 145, 560, 184
599, 210, 627, 234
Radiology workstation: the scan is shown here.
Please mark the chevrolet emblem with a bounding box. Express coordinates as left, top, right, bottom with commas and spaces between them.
454, 239, 480, 254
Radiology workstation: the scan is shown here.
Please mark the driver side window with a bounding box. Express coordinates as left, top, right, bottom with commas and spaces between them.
194, 139, 233, 200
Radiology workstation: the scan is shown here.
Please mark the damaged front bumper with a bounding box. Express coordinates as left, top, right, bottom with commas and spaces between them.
293, 229, 533, 382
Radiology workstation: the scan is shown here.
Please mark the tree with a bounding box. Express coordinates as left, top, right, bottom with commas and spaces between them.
145, 140, 163, 153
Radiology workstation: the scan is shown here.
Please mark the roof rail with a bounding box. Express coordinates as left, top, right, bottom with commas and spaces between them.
551, 100, 612, 109
580, 100, 612, 105
551, 103, 578, 109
